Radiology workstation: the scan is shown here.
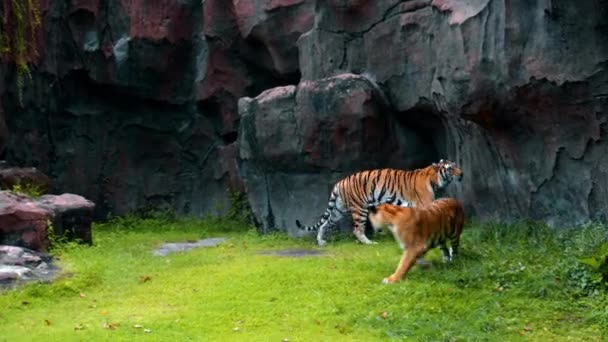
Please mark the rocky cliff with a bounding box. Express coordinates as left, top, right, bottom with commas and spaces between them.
1, 0, 607, 232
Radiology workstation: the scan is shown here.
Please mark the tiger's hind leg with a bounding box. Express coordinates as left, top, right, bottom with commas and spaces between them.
316, 220, 332, 246
440, 244, 451, 263
352, 209, 376, 245
449, 235, 461, 261
316, 204, 346, 246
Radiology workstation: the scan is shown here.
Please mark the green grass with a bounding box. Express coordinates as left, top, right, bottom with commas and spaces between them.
1, 217, 607, 341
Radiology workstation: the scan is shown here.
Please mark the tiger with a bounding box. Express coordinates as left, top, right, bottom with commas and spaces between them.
295, 159, 463, 246
367, 198, 465, 284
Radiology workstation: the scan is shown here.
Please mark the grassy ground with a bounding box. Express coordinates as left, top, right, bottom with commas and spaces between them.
1, 216, 607, 341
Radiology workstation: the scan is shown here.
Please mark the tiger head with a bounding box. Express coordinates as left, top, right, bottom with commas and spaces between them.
433, 159, 463, 188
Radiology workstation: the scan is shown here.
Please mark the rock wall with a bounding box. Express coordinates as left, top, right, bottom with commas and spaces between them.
0, 0, 314, 217
1, 0, 607, 229
242, 0, 608, 231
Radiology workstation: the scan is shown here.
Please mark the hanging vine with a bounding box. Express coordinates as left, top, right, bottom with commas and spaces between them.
0, 0, 41, 106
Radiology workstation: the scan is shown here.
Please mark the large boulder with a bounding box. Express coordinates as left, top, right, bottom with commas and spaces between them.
238, 73, 435, 234
35, 194, 95, 246
0, 192, 49, 251
0, 191, 95, 251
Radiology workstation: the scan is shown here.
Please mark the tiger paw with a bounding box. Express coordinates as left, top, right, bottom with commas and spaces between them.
382, 277, 397, 284
317, 239, 327, 247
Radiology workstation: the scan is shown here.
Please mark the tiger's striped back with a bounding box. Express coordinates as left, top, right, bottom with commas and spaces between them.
336, 167, 439, 209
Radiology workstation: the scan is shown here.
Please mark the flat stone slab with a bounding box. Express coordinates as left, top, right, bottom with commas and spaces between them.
153, 238, 227, 256
0, 245, 59, 289
258, 248, 325, 258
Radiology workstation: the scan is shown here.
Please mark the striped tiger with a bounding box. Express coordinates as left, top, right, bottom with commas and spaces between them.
295, 160, 463, 246
367, 198, 465, 284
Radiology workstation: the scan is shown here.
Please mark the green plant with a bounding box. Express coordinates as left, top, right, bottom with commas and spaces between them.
579, 242, 608, 279
46, 218, 70, 252
10, 182, 43, 197
560, 224, 608, 296
569, 242, 608, 296
0, 0, 42, 106
227, 189, 255, 225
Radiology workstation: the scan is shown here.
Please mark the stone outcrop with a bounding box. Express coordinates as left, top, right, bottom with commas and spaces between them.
0, 191, 95, 251
238, 74, 434, 234
36, 194, 95, 246
1, 0, 607, 229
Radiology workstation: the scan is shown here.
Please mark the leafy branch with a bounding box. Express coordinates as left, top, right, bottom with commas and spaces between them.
0, 0, 42, 106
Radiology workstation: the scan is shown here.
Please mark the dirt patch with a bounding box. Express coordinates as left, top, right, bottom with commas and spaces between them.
258, 248, 325, 258
153, 238, 227, 256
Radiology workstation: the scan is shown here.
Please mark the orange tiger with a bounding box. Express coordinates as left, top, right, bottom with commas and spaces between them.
295, 160, 463, 246
367, 198, 465, 284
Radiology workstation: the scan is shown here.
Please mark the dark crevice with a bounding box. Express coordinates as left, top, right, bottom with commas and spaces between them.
394, 100, 447, 162
62, 70, 186, 110
240, 40, 302, 97
68, 9, 96, 27
197, 95, 234, 138
44, 109, 58, 180
263, 173, 275, 234
338, 36, 354, 70
99, 0, 115, 44
221, 131, 238, 144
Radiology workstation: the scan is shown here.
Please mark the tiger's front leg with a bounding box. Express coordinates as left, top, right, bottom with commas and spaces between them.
383, 243, 427, 284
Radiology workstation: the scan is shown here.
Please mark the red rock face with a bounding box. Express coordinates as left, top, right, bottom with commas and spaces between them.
0, 192, 49, 252
123, 0, 193, 43
198, 0, 314, 134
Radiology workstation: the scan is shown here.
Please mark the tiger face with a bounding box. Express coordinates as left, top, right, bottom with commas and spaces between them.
434, 159, 463, 188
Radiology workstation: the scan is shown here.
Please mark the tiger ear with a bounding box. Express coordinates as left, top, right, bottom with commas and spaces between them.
367, 205, 377, 214
439, 159, 444, 163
